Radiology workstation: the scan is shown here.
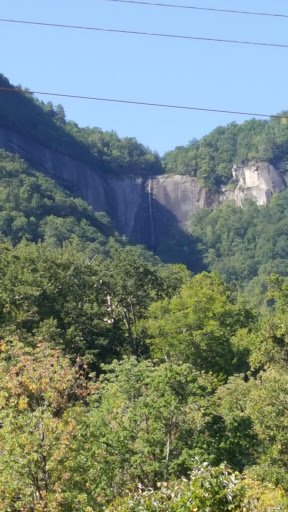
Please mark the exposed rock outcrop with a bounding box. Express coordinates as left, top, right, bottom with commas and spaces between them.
0, 127, 286, 250
0, 127, 209, 249
231, 161, 286, 206
139, 176, 209, 249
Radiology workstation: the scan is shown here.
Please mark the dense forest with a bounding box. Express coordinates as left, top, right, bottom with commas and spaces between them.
188, 193, 288, 300
163, 117, 288, 189
2, 74, 288, 510
0, 150, 117, 250
0, 160, 288, 512
2, 228, 288, 509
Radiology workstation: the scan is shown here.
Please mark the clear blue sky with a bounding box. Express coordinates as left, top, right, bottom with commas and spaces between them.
1, 0, 288, 155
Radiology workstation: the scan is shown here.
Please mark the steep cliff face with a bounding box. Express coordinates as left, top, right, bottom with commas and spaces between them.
231, 161, 286, 206
0, 127, 286, 250
0, 127, 209, 249
139, 176, 209, 249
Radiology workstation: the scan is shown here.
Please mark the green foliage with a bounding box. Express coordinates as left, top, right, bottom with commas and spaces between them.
2, 72, 288, 511
0, 340, 93, 511
86, 358, 218, 498
216, 367, 288, 490
0, 74, 162, 178
0, 243, 117, 364
188, 192, 288, 296
108, 467, 288, 512
108, 463, 246, 511
108, 468, 287, 511
1, 276, 288, 508
0, 240, 183, 365
163, 117, 288, 189
146, 272, 254, 375
0, 149, 115, 252
96, 246, 165, 357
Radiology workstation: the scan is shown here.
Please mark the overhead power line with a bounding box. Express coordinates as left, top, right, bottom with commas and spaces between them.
0, 18, 288, 49
1, 87, 288, 119
104, 0, 288, 19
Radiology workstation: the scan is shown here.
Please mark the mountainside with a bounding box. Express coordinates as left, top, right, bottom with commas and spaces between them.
189, 189, 288, 296
0, 125, 207, 248
0, 149, 117, 255
0, 125, 286, 252
163, 115, 288, 189
1, 73, 288, 280
3, 74, 288, 510
0, 73, 162, 178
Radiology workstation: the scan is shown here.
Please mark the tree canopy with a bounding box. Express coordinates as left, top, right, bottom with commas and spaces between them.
163, 117, 288, 189
0, 74, 162, 178
188, 192, 288, 299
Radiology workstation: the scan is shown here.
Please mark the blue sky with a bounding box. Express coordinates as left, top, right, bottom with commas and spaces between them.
1, 0, 288, 155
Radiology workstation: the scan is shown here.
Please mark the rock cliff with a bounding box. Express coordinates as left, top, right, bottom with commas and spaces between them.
0, 127, 286, 250
0, 127, 209, 249
231, 161, 286, 206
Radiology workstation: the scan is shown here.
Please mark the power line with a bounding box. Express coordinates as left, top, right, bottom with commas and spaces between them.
1, 87, 287, 119
104, 0, 288, 19
0, 18, 288, 48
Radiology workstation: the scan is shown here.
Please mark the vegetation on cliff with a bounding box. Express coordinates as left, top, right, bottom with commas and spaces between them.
4, 73, 288, 190
163, 117, 288, 189
0, 149, 117, 253
0, 74, 162, 178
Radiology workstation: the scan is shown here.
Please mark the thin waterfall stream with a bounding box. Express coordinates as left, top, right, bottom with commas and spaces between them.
148, 178, 155, 250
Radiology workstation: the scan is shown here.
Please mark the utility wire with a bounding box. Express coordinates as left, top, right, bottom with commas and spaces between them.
1, 87, 287, 119
104, 0, 288, 19
0, 18, 288, 48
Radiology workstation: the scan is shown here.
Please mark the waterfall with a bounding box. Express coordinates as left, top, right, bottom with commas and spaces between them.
148, 178, 155, 250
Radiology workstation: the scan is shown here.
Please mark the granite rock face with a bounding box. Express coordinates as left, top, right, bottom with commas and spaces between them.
0, 127, 209, 249
140, 176, 209, 249
0, 127, 286, 250
232, 161, 286, 206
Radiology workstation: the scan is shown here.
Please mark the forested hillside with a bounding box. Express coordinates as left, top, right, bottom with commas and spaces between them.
0, 74, 162, 177
4, 72, 288, 191
1, 154, 288, 511
2, 74, 288, 510
188, 192, 288, 300
0, 150, 117, 252
163, 117, 288, 189
2, 251, 288, 509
